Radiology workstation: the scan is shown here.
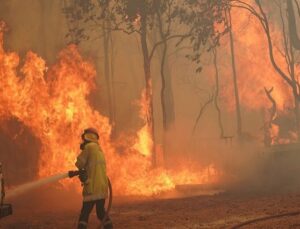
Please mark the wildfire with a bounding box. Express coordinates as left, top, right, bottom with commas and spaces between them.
132, 89, 153, 157
221, 6, 291, 112
218, 2, 298, 144
0, 22, 219, 196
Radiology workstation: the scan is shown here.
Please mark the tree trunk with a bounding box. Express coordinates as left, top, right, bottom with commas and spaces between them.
156, 17, 175, 131
212, 49, 224, 138
157, 12, 175, 164
289, 40, 300, 137
292, 87, 300, 137
102, 19, 115, 129
255, 0, 300, 138
288, 0, 300, 50
109, 30, 117, 136
159, 41, 175, 131
283, 0, 300, 138
227, 9, 242, 139
140, 13, 156, 167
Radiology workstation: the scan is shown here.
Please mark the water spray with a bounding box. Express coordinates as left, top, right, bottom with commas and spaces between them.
6, 173, 69, 200
4, 170, 82, 202
0, 165, 113, 229
0, 167, 75, 219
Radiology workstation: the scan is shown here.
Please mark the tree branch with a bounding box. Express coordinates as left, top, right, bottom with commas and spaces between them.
192, 93, 214, 135
255, 0, 294, 86
149, 33, 191, 61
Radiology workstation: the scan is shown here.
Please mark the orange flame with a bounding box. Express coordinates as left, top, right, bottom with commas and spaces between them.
0, 22, 219, 196
132, 89, 153, 157
217, 3, 298, 144
221, 7, 292, 112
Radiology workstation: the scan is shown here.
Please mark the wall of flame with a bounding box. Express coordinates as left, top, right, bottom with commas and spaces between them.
0, 22, 219, 196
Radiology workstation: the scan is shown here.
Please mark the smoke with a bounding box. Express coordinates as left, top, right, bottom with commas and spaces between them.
6, 173, 69, 200
0, 0, 299, 198
212, 142, 300, 194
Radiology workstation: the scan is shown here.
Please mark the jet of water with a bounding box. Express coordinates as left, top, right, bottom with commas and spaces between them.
6, 173, 69, 199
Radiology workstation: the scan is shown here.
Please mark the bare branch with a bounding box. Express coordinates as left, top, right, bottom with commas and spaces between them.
255, 0, 293, 86
264, 87, 277, 121
192, 93, 214, 135
149, 33, 191, 61
229, 0, 266, 25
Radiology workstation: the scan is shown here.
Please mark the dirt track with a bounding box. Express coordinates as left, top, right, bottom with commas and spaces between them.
1, 186, 300, 229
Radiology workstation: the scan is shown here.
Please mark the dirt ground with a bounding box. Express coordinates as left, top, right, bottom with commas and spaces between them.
1, 186, 300, 229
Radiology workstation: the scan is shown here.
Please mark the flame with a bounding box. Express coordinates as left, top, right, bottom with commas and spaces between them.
0, 22, 219, 196
221, 6, 292, 112
132, 89, 153, 157
217, 2, 298, 144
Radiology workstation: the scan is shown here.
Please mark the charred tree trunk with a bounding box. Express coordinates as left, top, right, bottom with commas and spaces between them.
140, 13, 156, 167
227, 9, 242, 139
288, 0, 300, 50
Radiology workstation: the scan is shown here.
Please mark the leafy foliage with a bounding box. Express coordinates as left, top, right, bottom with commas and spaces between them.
63, 0, 227, 72
173, 0, 228, 72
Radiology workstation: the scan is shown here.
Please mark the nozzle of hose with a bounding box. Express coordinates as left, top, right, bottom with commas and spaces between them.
68, 170, 81, 178
68, 170, 88, 183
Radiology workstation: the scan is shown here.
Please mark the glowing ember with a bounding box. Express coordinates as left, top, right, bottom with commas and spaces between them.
0, 22, 219, 196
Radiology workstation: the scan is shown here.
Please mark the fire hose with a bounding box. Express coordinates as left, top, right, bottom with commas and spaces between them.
68, 170, 113, 229
230, 211, 300, 229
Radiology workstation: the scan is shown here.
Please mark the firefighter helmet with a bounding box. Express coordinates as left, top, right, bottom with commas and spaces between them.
82, 128, 99, 142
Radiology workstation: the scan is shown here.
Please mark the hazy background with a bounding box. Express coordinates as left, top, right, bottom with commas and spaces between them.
1, 0, 300, 195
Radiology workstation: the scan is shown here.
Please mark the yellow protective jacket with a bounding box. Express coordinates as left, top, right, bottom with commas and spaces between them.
75, 142, 108, 202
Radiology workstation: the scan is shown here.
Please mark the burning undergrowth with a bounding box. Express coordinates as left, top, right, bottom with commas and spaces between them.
0, 22, 219, 196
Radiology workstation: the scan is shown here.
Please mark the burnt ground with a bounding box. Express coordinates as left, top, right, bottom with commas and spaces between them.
1, 186, 300, 229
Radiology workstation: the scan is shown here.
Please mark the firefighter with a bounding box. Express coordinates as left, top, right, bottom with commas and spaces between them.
76, 128, 113, 229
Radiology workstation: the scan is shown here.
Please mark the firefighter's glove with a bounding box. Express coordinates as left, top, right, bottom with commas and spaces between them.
79, 169, 88, 183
